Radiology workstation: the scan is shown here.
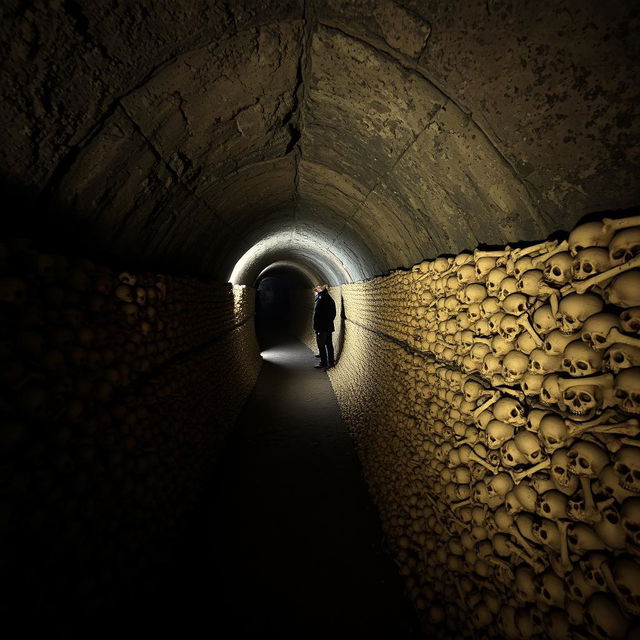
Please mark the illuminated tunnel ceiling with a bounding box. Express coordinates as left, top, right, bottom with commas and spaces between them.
1, 1, 638, 283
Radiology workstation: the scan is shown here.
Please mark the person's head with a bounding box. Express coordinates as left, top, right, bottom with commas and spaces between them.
323, 284, 329, 290
313, 285, 323, 294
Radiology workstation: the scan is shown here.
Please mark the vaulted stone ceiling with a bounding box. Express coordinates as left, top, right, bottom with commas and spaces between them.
1, 0, 638, 283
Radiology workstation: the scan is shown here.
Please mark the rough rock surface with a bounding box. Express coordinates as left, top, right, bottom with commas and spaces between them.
1, 0, 638, 282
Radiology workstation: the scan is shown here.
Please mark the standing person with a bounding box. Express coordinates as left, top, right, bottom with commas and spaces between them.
313, 285, 336, 369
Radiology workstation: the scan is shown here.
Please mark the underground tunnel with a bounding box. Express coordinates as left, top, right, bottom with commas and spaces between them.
1, 0, 640, 637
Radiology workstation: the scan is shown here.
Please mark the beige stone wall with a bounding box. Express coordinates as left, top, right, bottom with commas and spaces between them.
2, 239, 261, 612
329, 222, 640, 638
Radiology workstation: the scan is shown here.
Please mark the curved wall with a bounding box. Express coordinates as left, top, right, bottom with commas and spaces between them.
1, 1, 638, 281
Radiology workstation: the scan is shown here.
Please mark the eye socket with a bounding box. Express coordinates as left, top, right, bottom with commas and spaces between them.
563, 359, 572, 367
580, 393, 593, 402
613, 249, 626, 259
583, 263, 593, 273
552, 267, 561, 276
577, 361, 589, 370
614, 353, 625, 363
595, 334, 606, 343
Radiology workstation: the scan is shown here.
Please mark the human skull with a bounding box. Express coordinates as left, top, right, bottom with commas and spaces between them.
114, 284, 134, 303
498, 276, 518, 301
493, 397, 527, 426
561, 384, 602, 419
536, 489, 568, 519
568, 221, 614, 256
539, 413, 569, 454
604, 344, 640, 374
502, 350, 529, 384
491, 334, 514, 356
487, 472, 514, 497
598, 463, 638, 503
521, 371, 544, 397
540, 373, 562, 407
486, 420, 515, 449
551, 449, 578, 491
557, 293, 604, 335
584, 593, 628, 640
609, 227, 640, 266
529, 348, 562, 375
572, 247, 611, 280
514, 256, 534, 278
464, 283, 488, 304
463, 379, 486, 403
604, 272, 640, 308
502, 293, 529, 316
612, 555, 640, 616
594, 503, 626, 550
621, 497, 640, 546
486, 267, 508, 297
581, 313, 622, 350
566, 568, 600, 606
544, 329, 579, 355
613, 446, 640, 494
543, 251, 573, 286
517, 331, 538, 355
457, 263, 477, 285
481, 353, 503, 378
499, 314, 521, 340
475, 257, 497, 280
514, 430, 545, 464
562, 341, 604, 377
613, 367, 640, 414
501, 439, 529, 467
567, 441, 610, 476
468, 303, 483, 323
480, 296, 501, 318
536, 569, 567, 608
488, 311, 505, 334
517, 269, 545, 296
620, 307, 640, 335
533, 304, 557, 336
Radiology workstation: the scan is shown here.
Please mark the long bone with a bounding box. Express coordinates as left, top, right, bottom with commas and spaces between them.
471, 391, 501, 420
511, 240, 559, 261
600, 327, 640, 350
516, 314, 544, 347
509, 459, 552, 484
531, 240, 569, 266
474, 247, 512, 260
495, 509, 540, 559
602, 216, 640, 234
492, 533, 546, 573
458, 444, 499, 475
562, 254, 640, 295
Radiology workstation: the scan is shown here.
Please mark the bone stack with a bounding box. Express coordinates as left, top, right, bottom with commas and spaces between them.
329, 216, 640, 638
1, 237, 261, 615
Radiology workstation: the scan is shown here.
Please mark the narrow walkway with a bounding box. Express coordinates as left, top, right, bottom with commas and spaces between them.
206, 333, 418, 638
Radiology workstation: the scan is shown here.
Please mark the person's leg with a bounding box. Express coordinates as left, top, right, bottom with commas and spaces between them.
326, 333, 335, 366
318, 331, 329, 366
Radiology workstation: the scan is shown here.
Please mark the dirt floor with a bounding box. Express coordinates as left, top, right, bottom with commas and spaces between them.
202, 332, 419, 637
57, 331, 419, 638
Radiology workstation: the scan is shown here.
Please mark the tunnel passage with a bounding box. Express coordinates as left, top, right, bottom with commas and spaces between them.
2, 0, 640, 638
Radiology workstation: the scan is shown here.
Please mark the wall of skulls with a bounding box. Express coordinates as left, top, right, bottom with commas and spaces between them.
328, 218, 640, 639
1, 238, 261, 616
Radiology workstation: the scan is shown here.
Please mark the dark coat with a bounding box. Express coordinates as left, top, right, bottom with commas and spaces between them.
313, 290, 336, 332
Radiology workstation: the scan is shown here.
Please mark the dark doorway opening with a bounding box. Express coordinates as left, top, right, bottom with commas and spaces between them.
254, 268, 314, 350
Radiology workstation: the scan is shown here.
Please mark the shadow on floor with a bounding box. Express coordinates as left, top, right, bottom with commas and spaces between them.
38, 331, 420, 639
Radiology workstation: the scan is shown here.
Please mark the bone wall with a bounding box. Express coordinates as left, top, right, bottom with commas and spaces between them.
1, 238, 261, 619
329, 221, 640, 639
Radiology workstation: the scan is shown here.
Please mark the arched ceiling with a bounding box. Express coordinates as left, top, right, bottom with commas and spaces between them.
1, 0, 638, 282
